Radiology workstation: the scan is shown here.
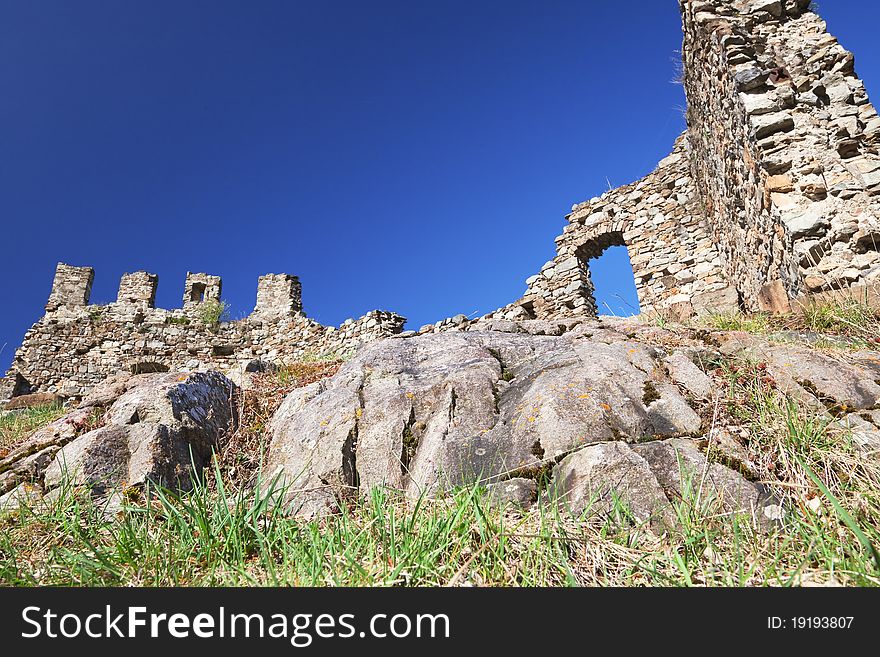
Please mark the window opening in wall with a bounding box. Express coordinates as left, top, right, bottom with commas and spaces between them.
190, 283, 207, 303
586, 244, 640, 317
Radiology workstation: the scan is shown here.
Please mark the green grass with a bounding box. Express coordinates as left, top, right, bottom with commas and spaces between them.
0, 475, 592, 586
0, 403, 66, 453
298, 349, 355, 364
800, 297, 879, 338
693, 297, 880, 351
700, 310, 772, 333
198, 299, 231, 325
2, 422, 879, 587
2, 355, 879, 586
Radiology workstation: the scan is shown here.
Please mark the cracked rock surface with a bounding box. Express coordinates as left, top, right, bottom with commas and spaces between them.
265, 323, 806, 522
0, 371, 235, 509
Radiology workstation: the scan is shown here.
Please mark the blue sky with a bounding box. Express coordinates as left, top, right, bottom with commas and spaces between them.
1, 1, 878, 372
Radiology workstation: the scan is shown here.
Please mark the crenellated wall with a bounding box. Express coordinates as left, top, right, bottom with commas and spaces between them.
5, 264, 405, 398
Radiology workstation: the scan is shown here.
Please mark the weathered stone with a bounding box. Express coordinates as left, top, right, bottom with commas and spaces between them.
734, 66, 769, 92
0, 483, 42, 512
756, 280, 792, 313
751, 112, 795, 139
632, 438, 776, 523
551, 442, 675, 529
4, 371, 236, 501
783, 206, 831, 239
664, 352, 714, 399
3, 392, 63, 411
486, 478, 537, 510
836, 413, 880, 459
731, 340, 880, 409
265, 329, 718, 518
765, 174, 793, 192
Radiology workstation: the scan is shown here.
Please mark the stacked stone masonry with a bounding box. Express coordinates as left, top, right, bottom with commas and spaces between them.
682, 0, 880, 309
4, 0, 880, 400
487, 136, 739, 321
4, 264, 405, 399
485, 0, 879, 323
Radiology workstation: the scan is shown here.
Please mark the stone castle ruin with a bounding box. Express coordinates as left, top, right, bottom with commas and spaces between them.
3, 0, 880, 402
1, 264, 405, 399
488, 0, 880, 321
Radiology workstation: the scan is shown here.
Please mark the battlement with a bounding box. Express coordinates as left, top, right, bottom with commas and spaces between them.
117, 271, 158, 307
254, 274, 303, 319
45, 263, 94, 311
8, 263, 406, 397
42, 266, 316, 321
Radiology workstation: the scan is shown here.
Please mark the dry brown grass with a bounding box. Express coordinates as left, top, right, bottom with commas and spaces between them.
208, 360, 343, 491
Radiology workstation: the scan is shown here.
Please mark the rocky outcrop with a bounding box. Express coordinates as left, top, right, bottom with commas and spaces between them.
0, 371, 236, 509
264, 319, 857, 524
4, 317, 878, 525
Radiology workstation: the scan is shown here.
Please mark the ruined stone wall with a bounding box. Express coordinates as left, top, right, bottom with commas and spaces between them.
681, 0, 880, 308
486, 137, 738, 321
5, 264, 405, 398
485, 0, 880, 322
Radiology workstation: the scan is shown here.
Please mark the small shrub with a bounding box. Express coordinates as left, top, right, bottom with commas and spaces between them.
198, 299, 230, 326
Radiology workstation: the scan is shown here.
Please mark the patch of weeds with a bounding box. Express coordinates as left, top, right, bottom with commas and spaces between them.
487, 348, 514, 382
800, 298, 879, 340
700, 311, 771, 333
401, 429, 418, 464
642, 380, 661, 405
165, 316, 191, 326
198, 299, 231, 326
300, 349, 354, 364
0, 403, 66, 453
207, 359, 341, 491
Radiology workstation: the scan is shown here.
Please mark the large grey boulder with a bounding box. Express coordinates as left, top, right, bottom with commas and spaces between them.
632, 438, 778, 524
717, 333, 880, 410
550, 442, 676, 529
45, 371, 235, 493
265, 330, 709, 518
1, 371, 236, 501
